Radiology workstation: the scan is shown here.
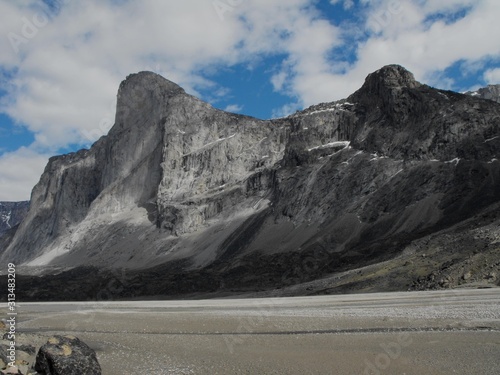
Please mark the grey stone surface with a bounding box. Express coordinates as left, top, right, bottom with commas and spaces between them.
0, 65, 499, 297
466, 84, 500, 103
34, 336, 101, 375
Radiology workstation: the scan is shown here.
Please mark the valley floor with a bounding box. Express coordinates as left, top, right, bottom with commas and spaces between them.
11, 289, 500, 374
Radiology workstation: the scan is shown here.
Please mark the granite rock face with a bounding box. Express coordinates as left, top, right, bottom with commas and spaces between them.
1, 65, 499, 297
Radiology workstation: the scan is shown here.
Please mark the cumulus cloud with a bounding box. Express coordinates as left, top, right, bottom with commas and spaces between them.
223, 104, 244, 113
2, 0, 499, 145
485, 68, 500, 84
0, 0, 340, 148
0, 147, 50, 201
0, 0, 246, 150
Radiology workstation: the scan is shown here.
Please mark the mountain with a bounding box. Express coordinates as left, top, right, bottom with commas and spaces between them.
466, 84, 500, 103
0, 201, 30, 235
1, 65, 499, 300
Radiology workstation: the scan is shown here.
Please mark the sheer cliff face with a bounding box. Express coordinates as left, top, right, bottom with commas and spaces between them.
2, 66, 500, 292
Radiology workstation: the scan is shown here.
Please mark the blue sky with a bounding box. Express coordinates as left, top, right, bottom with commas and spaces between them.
1, 0, 499, 200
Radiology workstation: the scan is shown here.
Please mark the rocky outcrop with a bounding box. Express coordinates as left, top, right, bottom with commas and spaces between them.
0, 71, 288, 269
466, 84, 500, 104
1, 65, 499, 297
0, 202, 29, 236
35, 336, 101, 375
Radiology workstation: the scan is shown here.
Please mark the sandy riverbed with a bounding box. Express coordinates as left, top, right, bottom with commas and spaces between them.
10, 289, 500, 374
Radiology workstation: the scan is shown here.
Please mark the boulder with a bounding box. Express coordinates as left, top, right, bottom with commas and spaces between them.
34, 336, 101, 375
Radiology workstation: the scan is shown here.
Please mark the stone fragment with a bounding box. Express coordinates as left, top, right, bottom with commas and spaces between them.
34, 336, 101, 375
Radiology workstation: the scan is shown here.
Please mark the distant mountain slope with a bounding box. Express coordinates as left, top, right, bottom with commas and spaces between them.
0, 201, 29, 235
1, 65, 499, 300
466, 84, 500, 103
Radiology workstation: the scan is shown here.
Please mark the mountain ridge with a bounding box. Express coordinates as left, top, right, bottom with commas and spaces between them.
466, 84, 500, 103
1, 65, 500, 299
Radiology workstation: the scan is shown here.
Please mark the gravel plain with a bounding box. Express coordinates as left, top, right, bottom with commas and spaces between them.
12, 289, 500, 374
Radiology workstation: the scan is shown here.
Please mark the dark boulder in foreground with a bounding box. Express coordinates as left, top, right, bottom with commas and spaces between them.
34, 336, 101, 375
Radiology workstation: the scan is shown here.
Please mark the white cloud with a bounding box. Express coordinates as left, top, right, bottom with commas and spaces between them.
330, 0, 354, 9
0, 0, 249, 150
271, 102, 301, 119
0, 0, 341, 149
3, 0, 494, 144
0, 147, 50, 201
271, 71, 288, 92
224, 104, 243, 113
420, 0, 479, 15
485, 68, 500, 84
280, 0, 500, 105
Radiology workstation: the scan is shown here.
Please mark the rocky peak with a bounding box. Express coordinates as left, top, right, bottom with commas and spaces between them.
347, 64, 423, 119
357, 64, 420, 95
114, 71, 186, 128
466, 84, 500, 104
119, 71, 184, 94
